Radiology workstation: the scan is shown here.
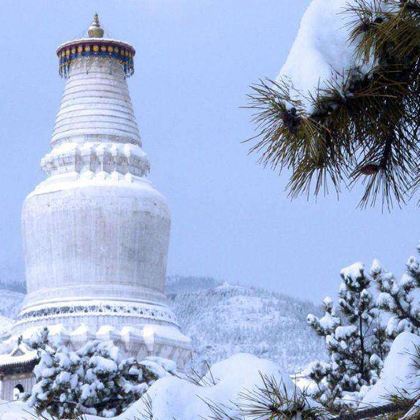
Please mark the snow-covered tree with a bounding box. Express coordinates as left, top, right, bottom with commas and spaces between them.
371, 243, 420, 338
25, 328, 172, 418
306, 263, 388, 408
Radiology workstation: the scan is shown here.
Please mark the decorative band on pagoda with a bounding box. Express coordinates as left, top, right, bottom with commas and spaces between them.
57, 40, 135, 78
15, 302, 178, 326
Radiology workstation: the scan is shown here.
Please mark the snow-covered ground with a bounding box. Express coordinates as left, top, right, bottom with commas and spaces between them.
0, 353, 312, 420
362, 332, 420, 407
0, 332, 418, 419
118, 353, 305, 420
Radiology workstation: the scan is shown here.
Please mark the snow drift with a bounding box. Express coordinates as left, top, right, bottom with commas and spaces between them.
362, 332, 420, 407
0, 353, 305, 419
97, 353, 305, 420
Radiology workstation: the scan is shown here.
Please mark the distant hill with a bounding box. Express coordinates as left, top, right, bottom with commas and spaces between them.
0, 288, 24, 338
167, 277, 326, 373
0, 315, 13, 336
0, 277, 326, 374
0, 288, 24, 319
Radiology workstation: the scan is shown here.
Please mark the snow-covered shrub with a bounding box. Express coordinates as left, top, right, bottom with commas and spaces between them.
25, 328, 170, 418
370, 244, 420, 338
306, 243, 420, 410
306, 263, 388, 408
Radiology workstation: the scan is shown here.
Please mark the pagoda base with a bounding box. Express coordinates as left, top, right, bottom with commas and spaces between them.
0, 305, 191, 401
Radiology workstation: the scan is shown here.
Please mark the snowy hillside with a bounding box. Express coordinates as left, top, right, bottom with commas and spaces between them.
0, 288, 23, 338
0, 288, 24, 318
0, 315, 13, 336
168, 277, 326, 373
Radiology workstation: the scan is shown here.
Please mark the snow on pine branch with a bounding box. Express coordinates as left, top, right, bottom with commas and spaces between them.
277, 0, 394, 112
278, 0, 357, 111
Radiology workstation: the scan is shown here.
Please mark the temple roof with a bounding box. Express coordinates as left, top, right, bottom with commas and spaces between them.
0, 342, 37, 375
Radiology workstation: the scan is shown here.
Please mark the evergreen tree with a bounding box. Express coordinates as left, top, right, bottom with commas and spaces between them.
371, 243, 420, 338
306, 263, 388, 408
25, 328, 171, 418
248, 0, 419, 208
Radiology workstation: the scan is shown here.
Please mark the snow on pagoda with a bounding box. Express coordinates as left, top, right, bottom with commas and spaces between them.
0, 14, 191, 401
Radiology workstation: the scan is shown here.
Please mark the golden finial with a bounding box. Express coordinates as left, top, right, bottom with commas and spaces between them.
88, 13, 104, 38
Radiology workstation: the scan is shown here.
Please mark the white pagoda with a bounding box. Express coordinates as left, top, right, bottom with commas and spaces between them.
0, 15, 191, 400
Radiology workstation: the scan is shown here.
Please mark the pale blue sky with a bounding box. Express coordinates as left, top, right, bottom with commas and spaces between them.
0, 0, 417, 302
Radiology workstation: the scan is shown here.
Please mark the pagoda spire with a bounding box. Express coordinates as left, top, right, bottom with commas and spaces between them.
88, 13, 104, 38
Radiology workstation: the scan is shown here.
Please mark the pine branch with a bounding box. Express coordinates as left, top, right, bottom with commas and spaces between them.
247, 0, 420, 209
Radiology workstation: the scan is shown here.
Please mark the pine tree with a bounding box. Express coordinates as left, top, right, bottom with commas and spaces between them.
306, 263, 388, 408
248, 0, 420, 208
25, 328, 171, 418
371, 243, 420, 338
